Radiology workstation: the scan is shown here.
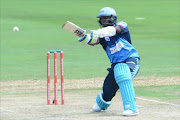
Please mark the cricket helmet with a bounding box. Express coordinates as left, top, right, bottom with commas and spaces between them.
97, 7, 117, 27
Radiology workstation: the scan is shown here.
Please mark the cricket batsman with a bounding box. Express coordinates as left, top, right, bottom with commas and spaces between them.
78, 7, 140, 116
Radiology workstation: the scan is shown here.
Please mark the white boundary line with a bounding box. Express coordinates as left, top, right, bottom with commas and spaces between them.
136, 97, 180, 107
135, 17, 145, 20
0, 108, 16, 113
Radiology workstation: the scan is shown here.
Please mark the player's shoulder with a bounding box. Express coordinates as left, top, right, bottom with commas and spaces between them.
116, 21, 128, 28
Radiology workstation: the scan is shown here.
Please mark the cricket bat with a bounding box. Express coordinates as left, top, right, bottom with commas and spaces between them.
62, 21, 85, 37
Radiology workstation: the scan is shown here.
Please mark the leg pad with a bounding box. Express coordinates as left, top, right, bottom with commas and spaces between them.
96, 93, 112, 110
114, 63, 137, 112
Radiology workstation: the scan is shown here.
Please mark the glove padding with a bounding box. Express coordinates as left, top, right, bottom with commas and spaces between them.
97, 26, 116, 38
78, 34, 90, 45
78, 30, 99, 45
78, 26, 116, 45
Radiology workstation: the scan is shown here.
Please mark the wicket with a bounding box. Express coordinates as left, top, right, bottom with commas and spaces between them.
47, 50, 64, 105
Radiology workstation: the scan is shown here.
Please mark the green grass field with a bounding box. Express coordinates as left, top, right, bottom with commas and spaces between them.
1, 0, 179, 80
1, 0, 180, 99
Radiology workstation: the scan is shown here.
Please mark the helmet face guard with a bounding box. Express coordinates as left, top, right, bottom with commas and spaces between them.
97, 7, 117, 27
98, 15, 117, 27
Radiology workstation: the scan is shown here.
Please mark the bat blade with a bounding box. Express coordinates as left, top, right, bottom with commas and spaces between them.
62, 21, 85, 37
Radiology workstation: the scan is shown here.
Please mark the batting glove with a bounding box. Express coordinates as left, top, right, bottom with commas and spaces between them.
78, 34, 91, 45
78, 30, 100, 45
88, 30, 99, 44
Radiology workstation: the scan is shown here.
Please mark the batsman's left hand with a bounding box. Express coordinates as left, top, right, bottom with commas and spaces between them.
78, 30, 100, 45
78, 34, 91, 45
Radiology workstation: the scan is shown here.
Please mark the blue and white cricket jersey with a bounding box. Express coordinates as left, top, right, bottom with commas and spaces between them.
99, 21, 139, 63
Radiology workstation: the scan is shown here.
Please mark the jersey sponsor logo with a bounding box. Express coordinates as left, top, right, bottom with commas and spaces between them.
105, 37, 110, 41
109, 41, 123, 54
